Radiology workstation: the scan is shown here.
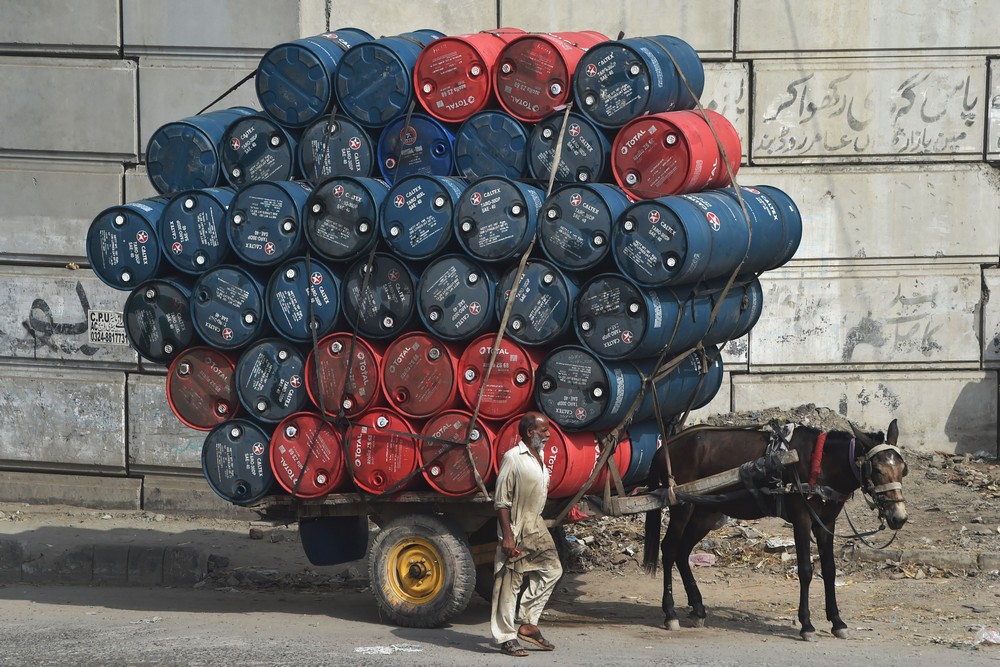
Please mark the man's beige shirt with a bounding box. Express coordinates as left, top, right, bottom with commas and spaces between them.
494, 441, 558, 574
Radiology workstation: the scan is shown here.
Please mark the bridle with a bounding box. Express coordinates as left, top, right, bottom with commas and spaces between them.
850, 439, 907, 521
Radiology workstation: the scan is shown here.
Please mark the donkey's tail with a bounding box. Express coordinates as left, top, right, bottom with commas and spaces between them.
643, 509, 661, 575
643, 452, 664, 575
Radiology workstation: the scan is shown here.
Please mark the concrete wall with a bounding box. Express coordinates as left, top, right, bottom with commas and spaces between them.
0, 0, 998, 511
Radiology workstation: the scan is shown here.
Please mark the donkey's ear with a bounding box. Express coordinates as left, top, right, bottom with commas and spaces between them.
886, 419, 899, 446
849, 421, 871, 446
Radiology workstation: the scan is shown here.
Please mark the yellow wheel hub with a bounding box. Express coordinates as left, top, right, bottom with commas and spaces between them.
386, 537, 445, 604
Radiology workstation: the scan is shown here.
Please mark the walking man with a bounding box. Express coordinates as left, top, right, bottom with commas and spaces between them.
491, 411, 562, 657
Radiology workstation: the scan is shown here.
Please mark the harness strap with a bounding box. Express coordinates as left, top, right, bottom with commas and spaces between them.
856, 443, 904, 494
807, 431, 827, 488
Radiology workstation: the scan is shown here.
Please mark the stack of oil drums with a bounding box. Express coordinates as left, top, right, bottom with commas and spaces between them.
85, 28, 801, 507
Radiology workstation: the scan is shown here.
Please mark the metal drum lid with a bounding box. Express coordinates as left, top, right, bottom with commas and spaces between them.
418, 254, 496, 341
493, 31, 609, 123
166, 347, 239, 430
527, 111, 611, 184
305, 332, 383, 418
380, 175, 467, 261
298, 115, 376, 179
123, 279, 196, 365
336, 31, 444, 128
381, 332, 458, 419
535, 345, 641, 432
220, 115, 297, 188
454, 177, 543, 263
457, 333, 537, 421
496, 260, 578, 346
305, 177, 387, 262
202, 419, 275, 505
377, 113, 455, 184
234, 337, 308, 423
414, 32, 515, 123
86, 198, 169, 291
538, 184, 627, 271
265, 256, 341, 343
190, 265, 266, 350
255, 29, 373, 128
419, 410, 494, 496
270, 411, 347, 498
347, 409, 420, 494
341, 253, 417, 340
454, 110, 528, 180
574, 41, 661, 128
159, 187, 234, 274
613, 199, 696, 287
227, 180, 312, 267
145, 107, 256, 194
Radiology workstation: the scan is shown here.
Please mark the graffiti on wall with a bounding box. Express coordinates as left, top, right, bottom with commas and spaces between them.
755, 64, 982, 158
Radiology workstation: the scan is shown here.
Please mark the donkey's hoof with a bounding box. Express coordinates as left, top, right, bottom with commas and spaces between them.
663, 619, 681, 631
832, 628, 850, 640
689, 616, 705, 628
801, 631, 818, 642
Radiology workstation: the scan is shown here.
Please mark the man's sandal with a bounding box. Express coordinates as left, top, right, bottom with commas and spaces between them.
517, 630, 555, 651
500, 640, 529, 657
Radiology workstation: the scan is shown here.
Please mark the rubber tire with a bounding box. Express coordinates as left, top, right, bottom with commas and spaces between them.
368, 513, 475, 628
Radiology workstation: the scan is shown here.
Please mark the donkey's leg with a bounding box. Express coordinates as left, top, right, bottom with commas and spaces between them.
660, 504, 693, 631
672, 510, 721, 628
812, 512, 849, 638
790, 505, 818, 641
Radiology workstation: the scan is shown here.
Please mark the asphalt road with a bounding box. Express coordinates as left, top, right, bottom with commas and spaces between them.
1, 583, 997, 667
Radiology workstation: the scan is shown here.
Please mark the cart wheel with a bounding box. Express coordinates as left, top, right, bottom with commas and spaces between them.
368, 514, 475, 628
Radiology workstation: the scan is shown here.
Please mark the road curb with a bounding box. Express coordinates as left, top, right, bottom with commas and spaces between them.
851, 545, 1000, 572
0, 537, 208, 587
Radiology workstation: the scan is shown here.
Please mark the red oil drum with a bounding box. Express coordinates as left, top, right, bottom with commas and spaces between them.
457, 333, 541, 421
494, 416, 631, 498
415, 28, 526, 123
347, 408, 420, 494
305, 332, 384, 418
612, 109, 742, 199
166, 347, 239, 430
418, 409, 495, 496
493, 30, 609, 123
381, 332, 460, 419
270, 411, 347, 498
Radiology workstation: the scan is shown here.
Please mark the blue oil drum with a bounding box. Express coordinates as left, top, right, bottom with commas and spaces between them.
574, 274, 712, 360
202, 419, 276, 505
535, 345, 645, 432
158, 187, 235, 275
380, 175, 467, 261
527, 111, 612, 184
123, 278, 197, 365
717, 185, 798, 277
86, 197, 170, 291
755, 184, 802, 270
622, 420, 663, 487
220, 114, 299, 188
454, 177, 544, 263
234, 337, 309, 423
265, 255, 342, 343
538, 183, 632, 272
454, 110, 528, 180
639, 345, 724, 417
612, 192, 750, 287
145, 106, 256, 195
304, 176, 389, 262
701, 277, 764, 344
336, 30, 445, 128
227, 180, 313, 267
256, 28, 374, 128
377, 113, 455, 184
496, 259, 579, 347
417, 253, 497, 341
190, 265, 267, 351
573, 35, 704, 129
341, 253, 418, 340
297, 114, 377, 180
